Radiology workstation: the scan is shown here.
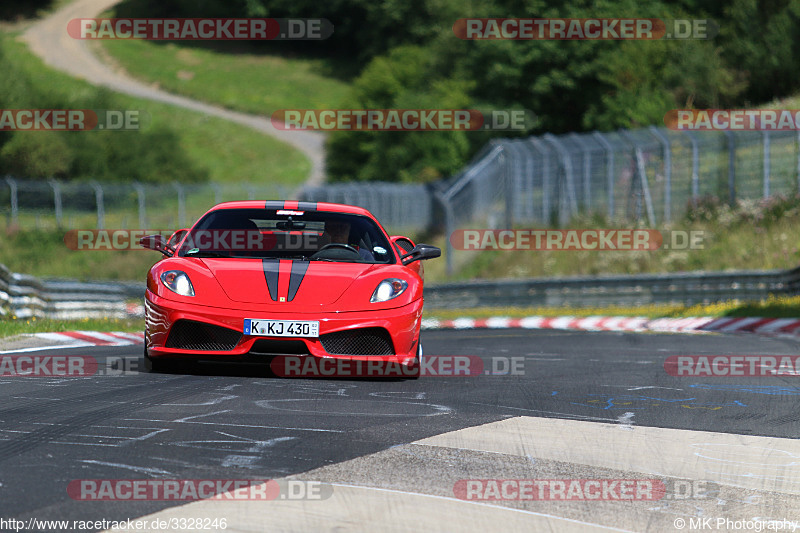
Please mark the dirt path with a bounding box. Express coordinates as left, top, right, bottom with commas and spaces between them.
22, 0, 326, 187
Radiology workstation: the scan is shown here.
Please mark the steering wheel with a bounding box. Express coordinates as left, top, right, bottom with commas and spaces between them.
311, 243, 361, 259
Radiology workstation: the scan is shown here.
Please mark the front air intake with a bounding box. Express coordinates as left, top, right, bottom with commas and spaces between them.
320, 327, 395, 356
165, 320, 242, 351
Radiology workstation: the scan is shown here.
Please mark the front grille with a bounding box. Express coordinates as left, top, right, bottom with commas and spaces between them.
320, 327, 395, 356
249, 339, 310, 355
165, 320, 242, 351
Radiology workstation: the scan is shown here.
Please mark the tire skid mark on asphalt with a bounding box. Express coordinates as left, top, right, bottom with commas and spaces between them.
0, 375, 190, 419
122, 409, 346, 433
0, 378, 202, 463
78, 460, 173, 477
254, 398, 452, 417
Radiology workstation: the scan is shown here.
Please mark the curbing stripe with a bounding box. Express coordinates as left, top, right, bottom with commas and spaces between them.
422, 314, 800, 338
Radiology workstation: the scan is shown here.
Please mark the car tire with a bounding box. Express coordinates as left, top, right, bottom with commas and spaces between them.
407, 340, 422, 380
143, 347, 184, 374
143, 347, 161, 373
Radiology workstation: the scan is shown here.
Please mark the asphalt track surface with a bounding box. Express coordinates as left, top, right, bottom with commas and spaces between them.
1, 328, 800, 532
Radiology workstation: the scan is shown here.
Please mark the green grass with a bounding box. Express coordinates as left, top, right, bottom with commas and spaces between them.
3, 202, 800, 282
0, 317, 143, 337
422, 215, 800, 285
98, 39, 350, 116
3, 32, 310, 185
0, 229, 160, 280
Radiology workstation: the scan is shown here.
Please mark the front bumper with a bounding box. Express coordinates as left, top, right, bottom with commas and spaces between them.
144, 290, 423, 363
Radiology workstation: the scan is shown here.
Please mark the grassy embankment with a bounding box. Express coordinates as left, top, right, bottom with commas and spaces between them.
0, 317, 142, 336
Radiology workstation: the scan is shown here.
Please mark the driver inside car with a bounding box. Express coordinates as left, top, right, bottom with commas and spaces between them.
324, 220, 375, 261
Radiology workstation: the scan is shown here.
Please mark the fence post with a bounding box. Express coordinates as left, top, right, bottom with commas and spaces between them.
529, 138, 552, 223
592, 132, 615, 220
620, 131, 655, 225
543, 133, 577, 225
501, 145, 513, 228
89, 181, 105, 229
569, 133, 592, 210
505, 141, 526, 225
683, 131, 700, 204
89, 181, 106, 229
762, 131, 770, 198
172, 182, 186, 227
434, 190, 456, 276
797, 130, 800, 193
724, 131, 736, 206
133, 182, 146, 228
4, 176, 18, 226
47, 179, 63, 228
634, 148, 656, 225
648, 126, 672, 222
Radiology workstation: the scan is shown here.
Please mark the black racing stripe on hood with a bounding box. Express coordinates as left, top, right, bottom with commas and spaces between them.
287, 260, 310, 302
265, 201, 285, 210
262, 259, 280, 301
297, 202, 317, 211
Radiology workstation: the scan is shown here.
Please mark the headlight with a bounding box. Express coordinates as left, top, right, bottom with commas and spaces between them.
370, 278, 408, 303
160, 270, 195, 297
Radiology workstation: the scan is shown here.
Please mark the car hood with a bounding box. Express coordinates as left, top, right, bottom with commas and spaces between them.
201, 258, 376, 306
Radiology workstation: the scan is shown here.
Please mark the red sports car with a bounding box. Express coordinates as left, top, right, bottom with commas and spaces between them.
140, 201, 440, 378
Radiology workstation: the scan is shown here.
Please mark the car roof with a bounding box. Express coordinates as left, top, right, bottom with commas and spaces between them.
207, 201, 375, 218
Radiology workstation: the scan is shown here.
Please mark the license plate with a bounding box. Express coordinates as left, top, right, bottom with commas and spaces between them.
244, 319, 319, 338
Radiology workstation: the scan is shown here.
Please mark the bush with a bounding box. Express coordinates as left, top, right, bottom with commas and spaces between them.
326, 46, 473, 183
0, 36, 208, 184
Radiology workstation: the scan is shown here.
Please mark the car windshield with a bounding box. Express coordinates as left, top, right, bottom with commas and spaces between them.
177, 208, 395, 264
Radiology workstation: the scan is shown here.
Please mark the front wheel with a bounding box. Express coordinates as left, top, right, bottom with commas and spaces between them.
144, 347, 186, 374
407, 340, 422, 380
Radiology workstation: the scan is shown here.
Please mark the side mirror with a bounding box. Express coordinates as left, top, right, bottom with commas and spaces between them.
139, 234, 173, 257
401, 243, 441, 265
167, 229, 189, 249
390, 235, 415, 255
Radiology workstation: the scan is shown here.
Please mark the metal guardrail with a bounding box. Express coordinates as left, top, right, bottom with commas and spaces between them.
0, 264, 143, 319
3, 263, 800, 319
424, 268, 800, 309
